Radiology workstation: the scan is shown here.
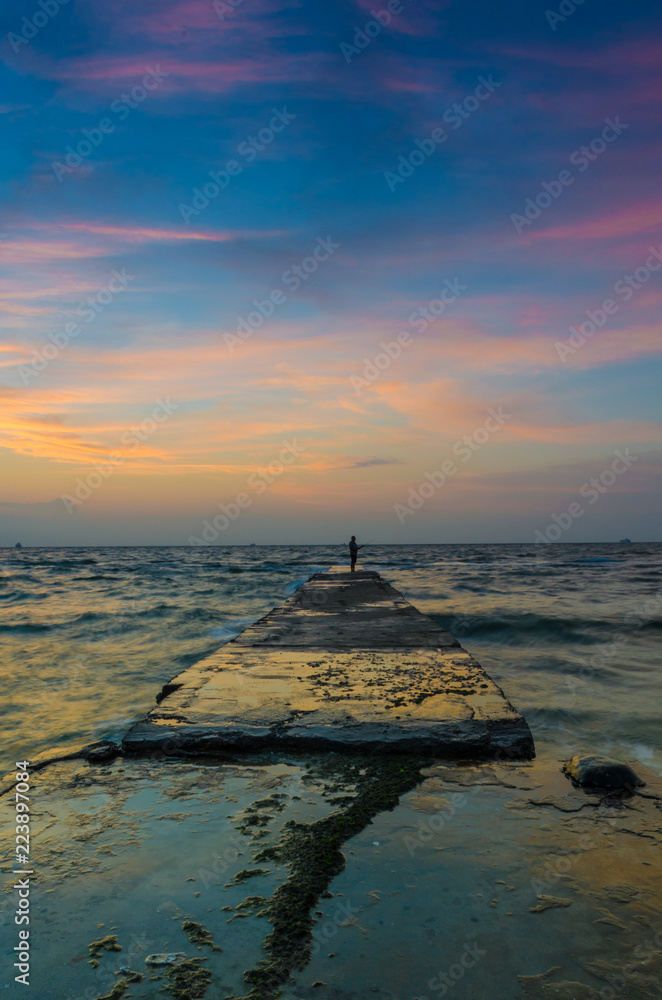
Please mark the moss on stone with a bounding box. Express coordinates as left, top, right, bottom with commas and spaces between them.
182, 919, 223, 951
121, 969, 143, 983
235, 895, 268, 911
164, 957, 211, 999
92, 980, 129, 1000
228, 868, 271, 885
253, 796, 287, 812
88, 933, 122, 968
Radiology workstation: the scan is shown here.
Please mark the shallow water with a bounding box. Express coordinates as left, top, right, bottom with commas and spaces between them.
3, 754, 661, 1000
0, 543, 660, 773
0, 755, 336, 1000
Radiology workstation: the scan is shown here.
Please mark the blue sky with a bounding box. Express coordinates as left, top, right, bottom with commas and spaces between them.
0, 0, 660, 544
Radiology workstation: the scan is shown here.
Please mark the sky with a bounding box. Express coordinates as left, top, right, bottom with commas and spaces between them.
0, 0, 661, 545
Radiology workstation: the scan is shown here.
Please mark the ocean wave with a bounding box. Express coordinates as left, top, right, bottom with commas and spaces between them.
210, 616, 261, 642
2, 542, 662, 775
183, 607, 227, 622
284, 567, 329, 595
0, 589, 46, 602
432, 613, 607, 645
564, 557, 624, 564
42, 557, 98, 567
70, 574, 116, 581
0, 621, 52, 633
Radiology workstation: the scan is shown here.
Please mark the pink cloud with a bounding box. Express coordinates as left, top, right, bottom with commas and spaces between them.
0, 239, 113, 264
74, 0, 305, 45
0, 222, 283, 264
37, 52, 321, 97
0, 344, 32, 368
59, 223, 240, 242
491, 38, 662, 74
3, 324, 660, 490
506, 419, 662, 447
524, 203, 662, 244
352, 0, 450, 38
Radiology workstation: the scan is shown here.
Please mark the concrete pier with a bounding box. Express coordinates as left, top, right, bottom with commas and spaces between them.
123, 567, 534, 758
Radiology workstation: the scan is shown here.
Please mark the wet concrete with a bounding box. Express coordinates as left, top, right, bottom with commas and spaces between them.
123, 568, 534, 759
3, 753, 660, 1000
286, 759, 662, 1000
1, 755, 331, 1000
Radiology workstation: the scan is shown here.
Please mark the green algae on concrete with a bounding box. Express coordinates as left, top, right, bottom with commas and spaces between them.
232, 753, 425, 1000
182, 920, 223, 951
90, 969, 143, 1000
123, 567, 534, 759
164, 957, 212, 999
92, 980, 131, 1000
88, 934, 122, 968
229, 869, 273, 886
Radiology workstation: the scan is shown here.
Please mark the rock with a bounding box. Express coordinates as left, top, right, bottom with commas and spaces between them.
0, 739, 121, 792
562, 754, 644, 791
145, 952, 186, 966
528, 895, 573, 912
84, 740, 121, 763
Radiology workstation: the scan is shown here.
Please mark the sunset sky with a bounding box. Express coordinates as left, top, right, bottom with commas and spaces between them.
1, 0, 660, 545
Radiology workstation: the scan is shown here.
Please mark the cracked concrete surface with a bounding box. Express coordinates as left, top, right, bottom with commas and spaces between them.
123, 567, 534, 758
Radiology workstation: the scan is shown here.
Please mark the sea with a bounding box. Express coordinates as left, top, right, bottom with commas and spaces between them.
1, 542, 660, 775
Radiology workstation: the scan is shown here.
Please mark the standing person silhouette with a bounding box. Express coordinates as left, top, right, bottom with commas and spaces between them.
349, 535, 364, 572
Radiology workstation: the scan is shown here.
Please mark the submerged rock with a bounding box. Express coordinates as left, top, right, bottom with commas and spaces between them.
84, 740, 121, 763
562, 754, 644, 791
528, 895, 573, 912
